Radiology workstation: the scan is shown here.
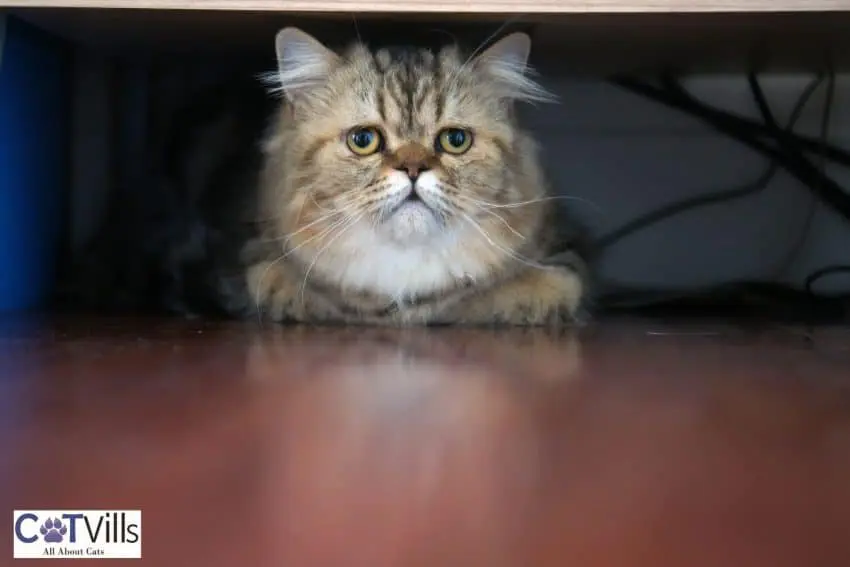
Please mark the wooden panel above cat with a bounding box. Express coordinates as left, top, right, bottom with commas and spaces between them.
3, 0, 848, 12
11, 8, 850, 74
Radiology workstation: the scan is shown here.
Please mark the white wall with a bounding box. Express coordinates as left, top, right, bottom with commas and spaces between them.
68, 50, 850, 295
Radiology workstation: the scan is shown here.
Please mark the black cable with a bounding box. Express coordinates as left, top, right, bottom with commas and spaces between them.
748, 72, 849, 305
595, 165, 779, 251
797, 73, 850, 303
673, 75, 849, 212
806, 266, 850, 296
651, 73, 850, 169
611, 76, 850, 223
767, 70, 835, 276
596, 74, 824, 251
747, 73, 779, 131
599, 71, 849, 317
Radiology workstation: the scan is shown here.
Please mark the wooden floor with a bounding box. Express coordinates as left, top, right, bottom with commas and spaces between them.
1, 315, 849, 566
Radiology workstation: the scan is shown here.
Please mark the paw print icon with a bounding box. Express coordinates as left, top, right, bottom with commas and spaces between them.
40, 518, 68, 543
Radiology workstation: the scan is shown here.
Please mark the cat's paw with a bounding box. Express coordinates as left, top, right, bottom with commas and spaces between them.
246, 260, 301, 321
458, 265, 584, 326
512, 265, 584, 325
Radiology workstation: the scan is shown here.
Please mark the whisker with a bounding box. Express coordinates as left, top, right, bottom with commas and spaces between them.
446, 16, 524, 93
255, 190, 379, 244
351, 14, 362, 43
455, 193, 604, 214
427, 28, 459, 46
308, 191, 333, 213
289, 190, 319, 236
277, 210, 344, 243
250, 181, 331, 225
460, 212, 548, 272
479, 208, 526, 239
297, 212, 365, 309
254, 214, 351, 318
444, 195, 525, 240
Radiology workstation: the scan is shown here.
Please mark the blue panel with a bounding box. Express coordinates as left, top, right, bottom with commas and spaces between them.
0, 16, 69, 311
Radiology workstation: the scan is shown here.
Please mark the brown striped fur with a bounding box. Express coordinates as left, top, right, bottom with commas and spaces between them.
246, 27, 586, 326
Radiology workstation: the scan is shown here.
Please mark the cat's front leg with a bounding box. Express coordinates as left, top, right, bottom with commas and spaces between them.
452, 265, 584, 326
246, 260, 304, 322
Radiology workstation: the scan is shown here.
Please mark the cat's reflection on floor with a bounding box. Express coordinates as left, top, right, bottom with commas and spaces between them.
245, 326, 583, 564
245, 324, 584, 386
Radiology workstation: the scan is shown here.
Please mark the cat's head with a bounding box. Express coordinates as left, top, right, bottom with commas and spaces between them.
259, 27, 555, 297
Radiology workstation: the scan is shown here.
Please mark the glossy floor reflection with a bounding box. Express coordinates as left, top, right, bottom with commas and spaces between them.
0, 316, 849, 566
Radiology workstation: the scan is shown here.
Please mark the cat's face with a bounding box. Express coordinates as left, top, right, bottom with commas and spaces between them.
260, 28, 553, 298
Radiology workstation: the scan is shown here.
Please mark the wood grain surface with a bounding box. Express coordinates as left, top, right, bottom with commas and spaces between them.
0, 316, 849, 566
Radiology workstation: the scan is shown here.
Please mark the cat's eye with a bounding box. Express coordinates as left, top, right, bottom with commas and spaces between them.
346, 127, 383, 156
436, 128, 473, 155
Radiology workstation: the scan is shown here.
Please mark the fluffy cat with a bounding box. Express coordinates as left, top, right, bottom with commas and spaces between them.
61, 27, 589, 326
245, 28, 587, 325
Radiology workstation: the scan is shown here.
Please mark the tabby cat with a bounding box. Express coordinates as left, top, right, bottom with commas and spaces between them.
64, 27, 589, 326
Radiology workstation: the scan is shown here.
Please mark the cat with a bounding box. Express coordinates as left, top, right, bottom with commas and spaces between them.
61, 27, 590, 326
244, 27, 588, 325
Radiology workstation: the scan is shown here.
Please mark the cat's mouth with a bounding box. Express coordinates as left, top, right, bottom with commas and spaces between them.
385, 189, 435, 218
378, 188, 444, 243
405, 189, 423, 203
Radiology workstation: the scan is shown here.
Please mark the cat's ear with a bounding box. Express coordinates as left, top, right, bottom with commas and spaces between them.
270, 27, 339, 100
474, 32, 555, 104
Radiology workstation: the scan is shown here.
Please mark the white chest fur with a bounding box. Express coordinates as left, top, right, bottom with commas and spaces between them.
313, 220, 493, 302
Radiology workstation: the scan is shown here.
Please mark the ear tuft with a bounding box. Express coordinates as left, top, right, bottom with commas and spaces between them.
260, 27, 338, 99
475, 32, 556, 104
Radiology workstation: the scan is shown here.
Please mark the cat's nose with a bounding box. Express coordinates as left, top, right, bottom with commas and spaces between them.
391, 143, 433, 182
396, 162, 430, 182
